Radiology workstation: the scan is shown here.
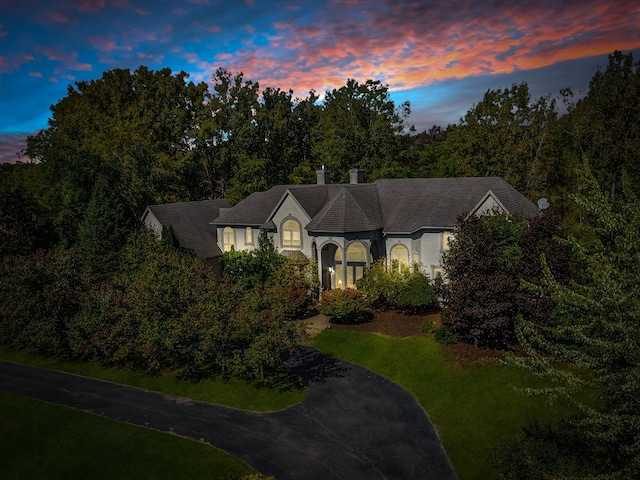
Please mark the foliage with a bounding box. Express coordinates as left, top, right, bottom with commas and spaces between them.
494, 421, 609, 480
0, 183, 39, 257
313, 78, 411, 182
222, 229, 285, 288
357, 259, 437, 312
505, 164, 640, 479
437, 210, 570, 349
76, 174, 133, 275
25, 66, 208, 244
433, 83, 558, 197
0, 247, 87, 356
318, 288, 367, 324
0, 231, 307, 384
421, 319, 436, 334
434, 325, 458, 345
562, 50, 640, 201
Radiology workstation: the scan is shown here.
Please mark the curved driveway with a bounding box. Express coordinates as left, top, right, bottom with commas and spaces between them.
0, 347, 456, 479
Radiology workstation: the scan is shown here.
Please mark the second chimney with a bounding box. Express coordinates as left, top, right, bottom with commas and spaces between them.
349, 168, 364, 184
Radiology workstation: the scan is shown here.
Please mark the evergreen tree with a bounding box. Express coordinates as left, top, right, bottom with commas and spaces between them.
506, 164, 640, 479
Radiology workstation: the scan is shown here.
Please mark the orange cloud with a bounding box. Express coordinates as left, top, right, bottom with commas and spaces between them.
209, 0, 640, 97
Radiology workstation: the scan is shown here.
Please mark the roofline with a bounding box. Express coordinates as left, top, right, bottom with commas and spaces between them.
383, 225, 457, 235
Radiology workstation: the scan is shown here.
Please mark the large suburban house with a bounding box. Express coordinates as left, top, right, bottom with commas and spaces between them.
140, 198, 231, 275
211, 169, 540, 290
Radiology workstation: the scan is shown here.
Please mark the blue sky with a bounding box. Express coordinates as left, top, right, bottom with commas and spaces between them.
1, 0, 639, 163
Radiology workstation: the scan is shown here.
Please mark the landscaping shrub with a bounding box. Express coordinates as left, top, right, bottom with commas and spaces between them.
434, 325, 457, 345
421, 320, 436, 334
357, 259, 437, 312
318, 288, 367, 324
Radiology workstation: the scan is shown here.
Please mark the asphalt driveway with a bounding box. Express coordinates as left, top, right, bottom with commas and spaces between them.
0, 346, 456, 479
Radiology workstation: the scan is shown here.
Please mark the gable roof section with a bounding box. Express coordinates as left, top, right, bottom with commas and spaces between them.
212, 177, 538, 235
147, 199, 230, 259
212, 186, 291, 226
375, 177, 539, 233
305, 184, 384, 233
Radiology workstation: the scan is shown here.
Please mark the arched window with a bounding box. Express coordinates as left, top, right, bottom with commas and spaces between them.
346, 242, 367, 288
390, 244, 409, 267
223, 227, 235, 252
282, 218, 302, 247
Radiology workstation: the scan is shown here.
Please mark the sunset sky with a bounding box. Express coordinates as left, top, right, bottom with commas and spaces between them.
1, 0, 639, 164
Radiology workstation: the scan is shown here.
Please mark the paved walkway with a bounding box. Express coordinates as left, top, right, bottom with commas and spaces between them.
0, 347, 456, 479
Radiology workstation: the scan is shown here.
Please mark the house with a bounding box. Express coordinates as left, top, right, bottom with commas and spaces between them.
212, 168, 539, 290
140, 198, 231, 276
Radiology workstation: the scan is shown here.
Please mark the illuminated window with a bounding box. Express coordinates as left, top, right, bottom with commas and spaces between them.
432, 266, 443, 279
412, 250, 420, 265
346, 242, 367, 288
223, 227, 235, 252
334, 247, 344, 289
282, 219, 302, 247
390, 244, 410, 267
245, 227, 253, 245
442, 231, 453, 251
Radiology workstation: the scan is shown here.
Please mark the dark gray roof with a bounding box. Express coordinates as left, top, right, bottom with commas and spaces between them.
212, 177, 538, 234
147, 199, 230, 259
375, 177, 540, 233
305, 184, 383, 233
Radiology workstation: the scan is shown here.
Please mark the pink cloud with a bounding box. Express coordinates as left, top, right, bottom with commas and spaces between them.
28, 71, 43, 78
0, 133, 29, 165
35, 46, 92, 72
76, 0, 106, 13
50, 11, 74, 23
208, 25, 221, 33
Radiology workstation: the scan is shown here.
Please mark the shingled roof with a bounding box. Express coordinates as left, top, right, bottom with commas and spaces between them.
146, 199, 230, 259
212, 177, 538, 234
375, 177, 539, 233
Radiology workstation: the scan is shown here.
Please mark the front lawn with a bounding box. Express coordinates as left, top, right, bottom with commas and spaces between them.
312, 329, 579, 480
0, 390, 254, 480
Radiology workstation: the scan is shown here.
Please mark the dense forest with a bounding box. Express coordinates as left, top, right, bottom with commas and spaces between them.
1, 50, 639, 479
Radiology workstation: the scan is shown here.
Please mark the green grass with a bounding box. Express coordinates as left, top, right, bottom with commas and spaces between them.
0, 347, 305, 412
312, 330, 580, 480
0, 390, 253, 480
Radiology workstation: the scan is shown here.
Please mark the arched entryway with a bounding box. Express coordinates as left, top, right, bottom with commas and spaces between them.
320, 243, 339, 290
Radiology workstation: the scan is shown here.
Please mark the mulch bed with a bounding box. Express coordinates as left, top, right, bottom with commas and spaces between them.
330, 309, 505, 366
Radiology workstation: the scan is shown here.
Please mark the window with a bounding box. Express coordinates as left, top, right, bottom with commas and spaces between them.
223, 227, 235, 252
412, 250, 420, 265
442, 231, 453, 251
390, 244, 410, 267
245, 227, 253, 245
346, 242, 367, 288
334, 247, 344, 289
282, 219, 301, 247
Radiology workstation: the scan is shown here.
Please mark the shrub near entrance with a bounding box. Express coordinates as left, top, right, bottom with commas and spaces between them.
318, 288, 367, 324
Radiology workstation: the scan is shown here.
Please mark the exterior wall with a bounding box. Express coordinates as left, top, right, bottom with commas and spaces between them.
419, 230, 449, 278
142, 210, 163, 237
270, 194, 313, 257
